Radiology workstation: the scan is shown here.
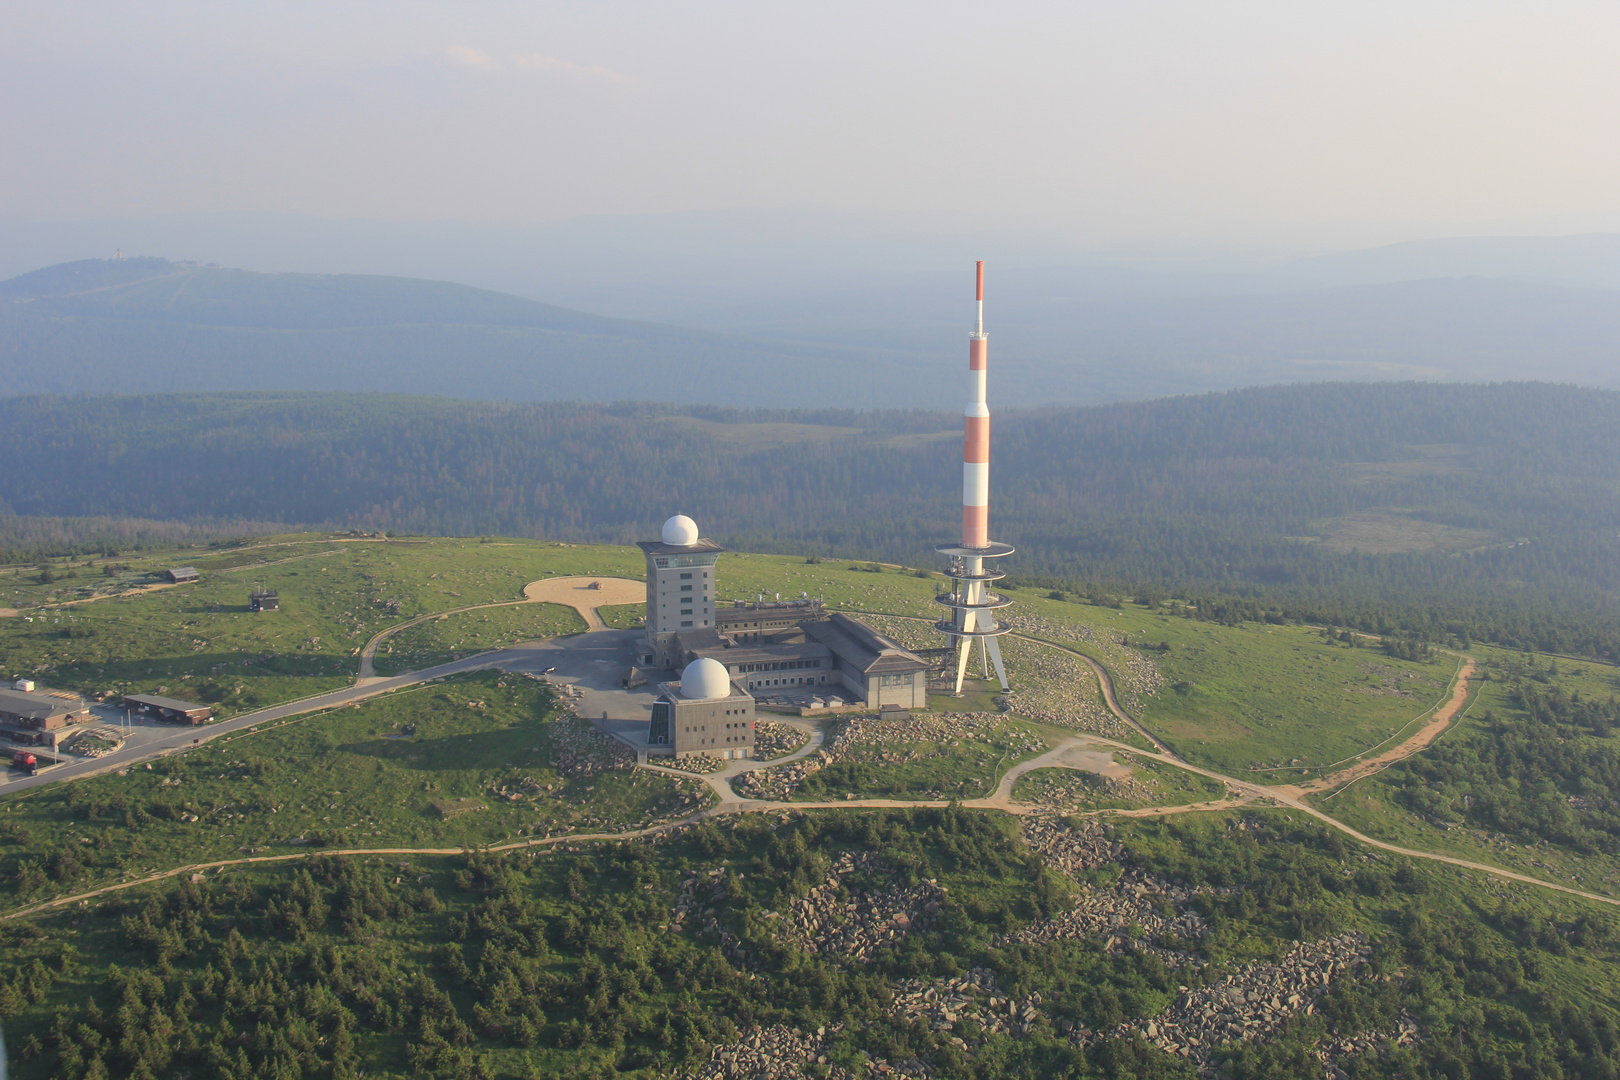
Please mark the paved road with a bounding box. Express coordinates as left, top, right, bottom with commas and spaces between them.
2, 650, 532, 795
6, 623, 665, 797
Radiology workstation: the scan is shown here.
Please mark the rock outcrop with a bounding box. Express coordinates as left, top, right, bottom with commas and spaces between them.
776, 851, 944, 962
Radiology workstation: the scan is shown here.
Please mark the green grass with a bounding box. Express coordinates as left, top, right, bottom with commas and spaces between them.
793, 716, 1052, 801
1013, 755, 1227, 812
0, 536, 641, 714
1305, 645, 1620, 899
0, 536, 1479, 801
0, 671, 711, 909
1031, 605, 1459, 782
928, 681, 1006, 714
370, 602, 585, 675
719, 553, 939, 620
598, 602, 644, 629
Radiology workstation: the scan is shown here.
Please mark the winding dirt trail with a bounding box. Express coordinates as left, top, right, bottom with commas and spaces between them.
1276, 658, 1477, 800
9, 593, 1611, 921
12, 644, 1619, 920
356, 576, 642, 680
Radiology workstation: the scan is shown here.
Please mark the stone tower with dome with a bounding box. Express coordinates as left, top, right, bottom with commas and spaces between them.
637, 515, 726, 670
647, 656, 756, 760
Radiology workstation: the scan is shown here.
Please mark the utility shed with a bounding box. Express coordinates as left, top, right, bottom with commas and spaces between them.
250, 589, 279, 612
124, 693, 212, 725
165, 567, 200, 584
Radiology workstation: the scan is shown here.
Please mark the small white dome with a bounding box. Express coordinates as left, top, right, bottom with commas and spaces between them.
681, 657, 731, 701
661, 514, 699, 547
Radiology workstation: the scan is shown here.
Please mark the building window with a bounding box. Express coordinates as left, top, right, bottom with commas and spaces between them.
681, 621, 693, 627
681, 609, 692, 616
680, 572, 692, 579
680, 585, 692, 592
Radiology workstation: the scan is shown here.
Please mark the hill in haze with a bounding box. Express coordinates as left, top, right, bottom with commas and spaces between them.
0, 258, 939, 408
6, 245, 1620, 408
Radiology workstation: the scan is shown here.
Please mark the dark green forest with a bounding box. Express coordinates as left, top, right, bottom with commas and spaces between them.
7, 808, 1620, 1080
2, 381, 1619, 656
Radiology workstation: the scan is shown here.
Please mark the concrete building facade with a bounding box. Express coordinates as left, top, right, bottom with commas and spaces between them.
647, 657, 756, 759
803, 614, 930, 710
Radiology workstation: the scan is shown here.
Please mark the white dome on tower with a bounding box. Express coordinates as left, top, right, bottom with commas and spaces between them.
681, 657, 730, 701
661, 514, 699, 547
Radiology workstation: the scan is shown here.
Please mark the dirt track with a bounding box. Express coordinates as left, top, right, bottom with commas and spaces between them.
9, 598, 1615, 920
523, 576, 644, 631
356, 575, 642, 679
1276, 658, 1476, 800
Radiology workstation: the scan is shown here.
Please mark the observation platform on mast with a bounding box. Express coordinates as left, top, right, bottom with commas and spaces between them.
934, 542, 1016, 640
934, 542, 1016, 559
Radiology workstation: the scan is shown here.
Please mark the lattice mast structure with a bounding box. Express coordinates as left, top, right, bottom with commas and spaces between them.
935, 261, 1014, 693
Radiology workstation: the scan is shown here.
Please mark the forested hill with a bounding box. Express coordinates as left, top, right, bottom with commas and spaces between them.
3, 382, 1620, 652
0, 258, 933, 408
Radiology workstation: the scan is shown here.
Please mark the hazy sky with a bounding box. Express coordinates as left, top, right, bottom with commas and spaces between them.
4, 1, 1618, 248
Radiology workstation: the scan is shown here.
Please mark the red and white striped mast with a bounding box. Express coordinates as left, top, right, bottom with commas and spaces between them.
935, 261, 1013, 693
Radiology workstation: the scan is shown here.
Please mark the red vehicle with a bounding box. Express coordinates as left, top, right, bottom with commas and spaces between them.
10, 750, 37, 775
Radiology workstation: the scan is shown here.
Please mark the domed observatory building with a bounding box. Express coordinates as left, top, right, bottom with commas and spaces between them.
637, 515, 726, 670
648, 657, 756, 760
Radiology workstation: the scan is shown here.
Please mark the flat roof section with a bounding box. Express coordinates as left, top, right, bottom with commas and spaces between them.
636, 538, 726, 557
124, 693, 211, 715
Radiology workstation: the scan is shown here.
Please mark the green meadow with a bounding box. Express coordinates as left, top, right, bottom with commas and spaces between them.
792, 717, 1054, 802
1013, 598, 1461, 781
370, 603, 586, 676
0, 671, 710, 908
1306, 645, 1620, 897
0, 535, 1489, 804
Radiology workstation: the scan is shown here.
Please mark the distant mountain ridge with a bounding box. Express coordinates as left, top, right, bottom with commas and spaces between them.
5, 250, 1620, 408
0, 257, 941, 408
1, 255, 709, 333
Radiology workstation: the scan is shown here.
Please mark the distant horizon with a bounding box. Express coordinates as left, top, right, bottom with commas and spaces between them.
5, 204, 1620, 263
5, 4, 1617, 241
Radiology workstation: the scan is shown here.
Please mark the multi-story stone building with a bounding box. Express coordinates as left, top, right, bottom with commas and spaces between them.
637, 514, 724, 669
640, 516, 930, 710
